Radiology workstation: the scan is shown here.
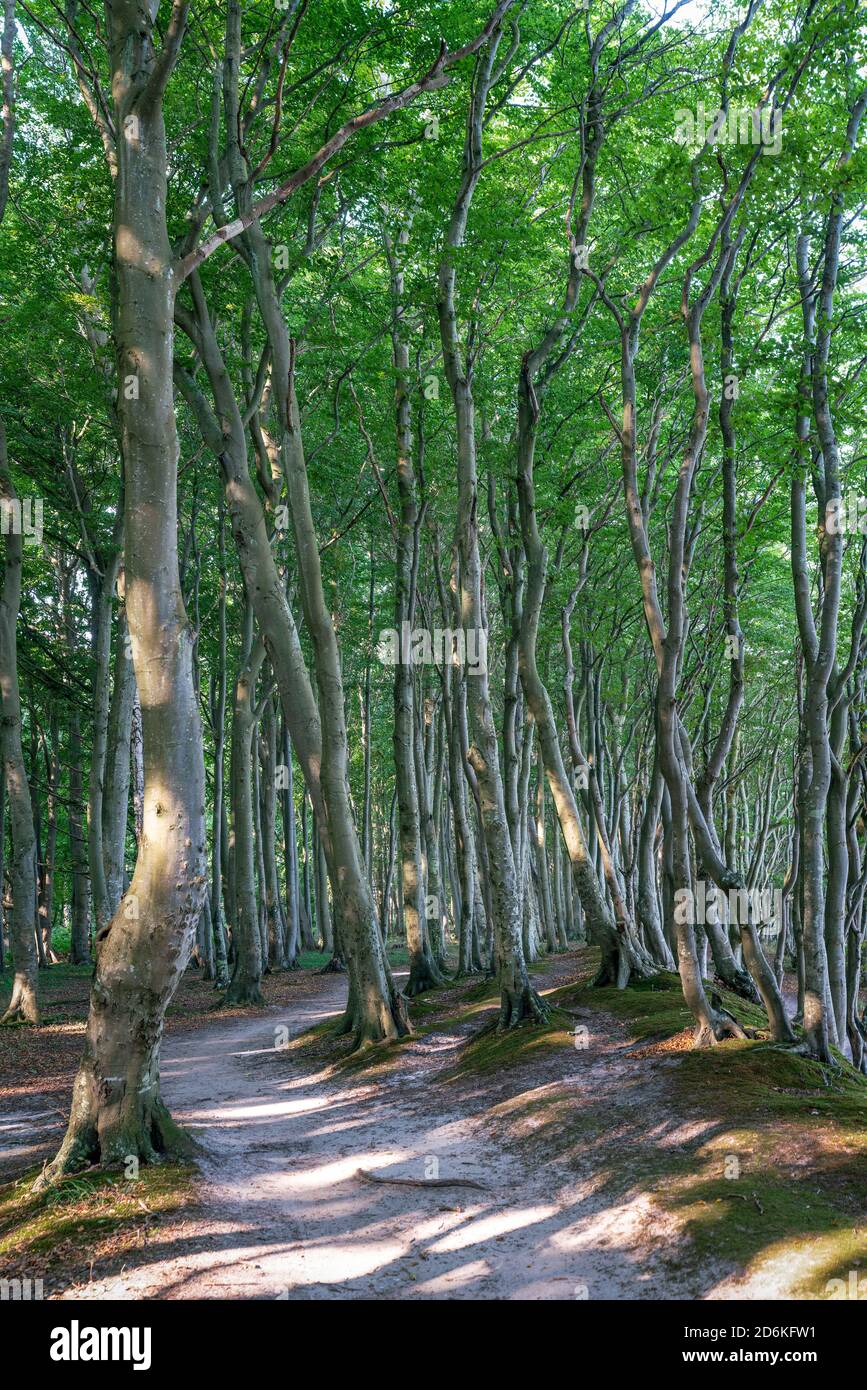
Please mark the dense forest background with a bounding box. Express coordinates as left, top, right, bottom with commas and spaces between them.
0, 0, 865, 1208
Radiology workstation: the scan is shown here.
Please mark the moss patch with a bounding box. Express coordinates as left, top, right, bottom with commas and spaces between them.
444, 1007, 575, 1079
446, 968, 867, 1298
0, 1162, 198, 1296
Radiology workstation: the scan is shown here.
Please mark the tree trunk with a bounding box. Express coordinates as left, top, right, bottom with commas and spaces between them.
103, 592, 135, 918
225, 624, 265, 1006
386, 226, 443, 996
0, 422, 39, 1025
43, 0, 206, 1177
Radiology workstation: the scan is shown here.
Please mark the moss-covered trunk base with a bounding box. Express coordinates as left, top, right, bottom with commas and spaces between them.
36, 1059, 199, 1189
406, 945, 445, 997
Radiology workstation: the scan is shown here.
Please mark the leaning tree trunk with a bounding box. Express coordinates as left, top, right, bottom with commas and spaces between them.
0, 422, 39, 1025
244, 226, 408, 1044
43, 0, 206, 1178
175, 264, 403, 1041
516, 374, 658, 986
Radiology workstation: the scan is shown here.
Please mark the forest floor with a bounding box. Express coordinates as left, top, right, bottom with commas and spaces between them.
1, 948, 866, 1300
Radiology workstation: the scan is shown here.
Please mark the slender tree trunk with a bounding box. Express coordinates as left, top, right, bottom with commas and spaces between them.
44, 1, 207, 1177
437, 27, 543, 1028
0, 422, 39, 1024
38, 712, 60, 963
87, 548, 122, 938
281, 721, 300, 968
225, 623, 265, 1006
386, 227, 442, 995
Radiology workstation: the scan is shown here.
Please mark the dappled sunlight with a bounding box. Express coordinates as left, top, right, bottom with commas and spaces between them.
10, 951, 862, 1305
183, 1096, 329, 1124
414, 1258, 493, 1295
278, 1150, 415, 1193
427, 1204, 559, 1254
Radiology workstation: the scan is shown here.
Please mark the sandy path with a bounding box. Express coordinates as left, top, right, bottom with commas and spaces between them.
58, 970, 699, 1301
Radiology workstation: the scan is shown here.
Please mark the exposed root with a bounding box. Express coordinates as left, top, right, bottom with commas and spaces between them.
770, 1038, 839, 1069
356, 1167, 487, 1191
35, 1099, 199, 1191
340, 977, 412, 1051
0, 979, 40, 1026
405, 958, 445, 997
692, 1007, 748, 1047
0, 1005, 39, 1026
590, 925, 662, 988
497, 984, 549, 1031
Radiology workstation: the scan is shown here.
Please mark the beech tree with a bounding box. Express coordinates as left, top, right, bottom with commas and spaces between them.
0, 0, 864, 1189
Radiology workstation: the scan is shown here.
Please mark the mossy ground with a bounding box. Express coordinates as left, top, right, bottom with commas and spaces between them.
6, 944, 866, 1298
282, 949, 867, 1295
444, 962, 867, 1298
0, 1162, 198, 1297
283, 951, 582, 1079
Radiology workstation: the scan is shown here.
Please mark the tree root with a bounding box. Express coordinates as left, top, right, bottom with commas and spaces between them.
0, 1006, 39, 1026
692, 998, 748, 1047
35, 1097, 200, 1191
592, 935, 659, 989
405, 949, 445, 997
769, 1038, 839, 1069
497, 984, 549, 1030
356, 1167, 487, 1191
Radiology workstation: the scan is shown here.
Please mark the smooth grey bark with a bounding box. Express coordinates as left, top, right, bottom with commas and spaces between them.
225, 622, 266, 1006
437, 16, 543, 1028
85, 542, 123, 939
280, 718, 301, 968
790, 87, 867, 1060
37, 712, 59, 964
0, 421, 39, 1024
300, 788, 315, 950
259, 692, 287, 971
386, 225, 442, 996
103, 593, 135, 918
362, 550, 374, 883
208, 499, 230, 987
420, 695, 449, 969
314, 828, 333, 954
56, 558, 92, 968
532, 761, 557, 953
44, 0, 207, 1178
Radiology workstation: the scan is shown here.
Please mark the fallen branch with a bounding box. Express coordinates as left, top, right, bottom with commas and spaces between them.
355, 1167, 487, 1191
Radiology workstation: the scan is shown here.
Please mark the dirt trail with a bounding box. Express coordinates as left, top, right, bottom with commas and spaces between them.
54, 966, 712, 1302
